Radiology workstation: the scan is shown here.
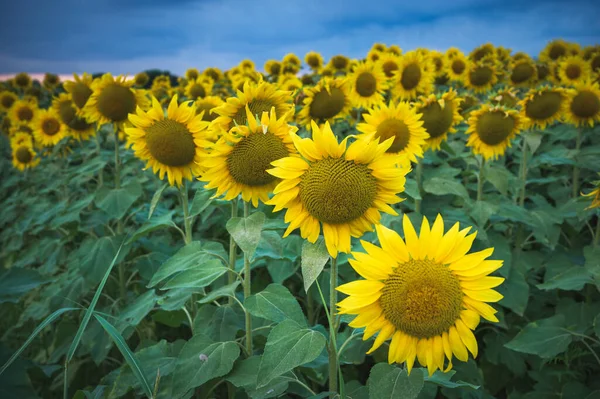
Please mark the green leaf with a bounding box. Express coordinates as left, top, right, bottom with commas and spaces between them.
95, 180, 143, 219
423, 177, 469, 200
0, 307, 78, 376
148, 183, 168, 219
256, 319, 326, 388
67, 242, 124, 362
193, 305, 244, 341
504, 315, 573, 358
161, 259, 228, 290
171, 334, 240, 398
498, 269, 529, 316
0, 268, 51, 304
246, 284, 307, 326
367, 363, 424, 399
94, 314, 154, 399
226, 212, 266, 260
486, 166, 512, 195
404, 178, 421, 200
469, 201, 498, 227
152, 310, 187, 328
301, 238, 330, 293
127, 212, 177, 245
423, 370, 479, 389
189, 188, 214, 217
524, 131, 543, 154
594, 314, 600, 339
537, 266, 593, 291
198, 282, 241, 304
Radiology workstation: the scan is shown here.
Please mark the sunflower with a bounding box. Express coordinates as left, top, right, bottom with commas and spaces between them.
264, 60, 282, 76
278, 75, 303, 93
0, 91, 18, 113
519, 86, 569, 130
296, 77, 352, 130
9, 123, 34, 139
52, 93, 95, 141
558, 55, 592, 86
464, 61, 498, 93
337, 214, 504, 375
329, 55, 350, 72
416, 90, 463, 151
509, 58, 538, 87
445, 53, 469, 83
203, 68, 223, 82
357, 101, 429, 164
377, 53, 401, 80
581, 175, 600, 210
185, 68, 200, 81
539, 39, 571, 64
194, 96, 224, 123
347, 61, 387, 109
387, 45, 402, 56
470, 43, 496, 62
125, 95, 210, 186
367, 49, 383, 63
151, 77, 172, 100
390, 52, 435, 100
429, 51, 446, 77
283, 53, 302, 68
445, 48, 463, 60
536, 63, 551, 82
9, 99, 37, 125
466, 105, 524, 160
82, 73, 149, 128
458, 95, 480, 119
134, 72, 150, 87
488, 88, 519, 108
63, 73, 94, 110
11, 131, 33, 147
12, 73, 32, 90
564, 81, 600, 127
212, 80, 293, 133
267, 121, 409, 257
12, 143, 40, 171
590, 52, 600, 74
43, 73, 60, 90
305, 51, 323, 72
185, 77, 214, 100
200, 106, 298, 206
32, 109, 67, 147
371, 43, 387, 53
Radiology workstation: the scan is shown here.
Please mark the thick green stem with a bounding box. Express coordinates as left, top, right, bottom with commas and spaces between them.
519, 137, 528, 208
228, 199, 238, 306
477, 157, 485, 202
243, 201, 253, 355
95, 132, 103, 186
114, 125, 126, 302
595, 215, 600, 248
572, 127, 583, 198
328, 256, 338, 397
415, 161, 423, 213
180, 182, 192, 244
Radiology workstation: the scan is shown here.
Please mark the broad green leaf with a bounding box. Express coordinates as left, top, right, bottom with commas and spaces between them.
404, 178, 421, 200
537, 266, 593, 291
226, 212, 266, 260
152, 310, 187, 328
116, 290, 157, 331
505, 315, 573, 358
301, 238, 330, 293
127, 212, 176, 245
498, 269, 529, 316
524, 131, 543, 154
189, 188, 213, 217
226, 356, 262, 388
171, 334, 240, 398
0, 268, 51, 304
367, 363, 424, 399
423, 370, 479, 389
594, 314, 600, 339
193, 305, 244, 342
95, 180, 143, 219
256, 319, 326, 388
161, 259, 228, 290
94, 314, 154, 399
246, 283, 307, 326
486, 166, 512, 195
469, 201, 498, 227
80, 236, 130, 286
148, 183, 168, 219
423, 177, 469, 200
198, 282, 241, 304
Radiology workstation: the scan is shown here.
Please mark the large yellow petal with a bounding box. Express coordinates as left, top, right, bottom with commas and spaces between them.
460, 309, 481, 330
367, 322, 395, 354
448, 326, 468, 361
402, 214, 421, 259
464, 288, 503, 303
349, 255, 391, 280
456, 319, 478, 357
375, 224, 409, 263
336, 280, 385, 296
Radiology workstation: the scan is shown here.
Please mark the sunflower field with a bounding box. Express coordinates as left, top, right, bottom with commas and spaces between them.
1, 39, 600, 399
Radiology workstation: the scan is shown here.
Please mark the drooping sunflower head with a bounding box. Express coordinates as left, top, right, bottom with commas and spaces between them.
581, 174, 600, 210
264, 60, 282, 76
388, 45, 402, 56
51, 93, 95, 141
194, 96, 224, 123
347, 61, 387, 109
465, 61, 498, 93
337, 214, 504, 376
10, 131, 34, 147
428, 51, 446, 77
82, 73, 149, 127
282, 62, 301, 75
267, 121, 409, 257
357, 100, 429, 163
305, 51, 323, 71
185, 76, 214, 100
42, 73, 60, 90
445, 47, 463, 60
125, 94, 210, 186
509, 58, 538, 87
391, 51, 435, 100
9, 98, 38, 125
203, 67, 223, 82
297, 77, 351, 130
466, 105, 524, 160
416, 89, 464, 151
488, 87, 520, 109
32, 109, 67, 147
301, 74, 315, 86
200, 106, 298, 206
0, 91, 18, 112
12, 73, 32, 90
134, 72, 150, 87
371, 43, 387, 53
470, 43, 496, 62
63, 73, 94, 110
557, 55, 592, 86
564, 81, 600, 127
185, 68, 200, 81
590, 52, 600, 75
519, 86, 569, 130
12, 142, 40, 171
539, 39, 571, 63
240, 59, 256, 73
329, 55, 350, 71
283, 53, 302, 68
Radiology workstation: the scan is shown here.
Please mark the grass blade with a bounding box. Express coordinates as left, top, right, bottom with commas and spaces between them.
66, 242, 124, 362
0, 307, 79, 376
94, 313, 154, 398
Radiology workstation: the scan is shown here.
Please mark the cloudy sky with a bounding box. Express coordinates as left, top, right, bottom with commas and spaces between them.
0, 0, 598, 76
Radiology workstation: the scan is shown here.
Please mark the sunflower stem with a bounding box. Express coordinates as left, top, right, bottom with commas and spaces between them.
243, 201, 253, 355
180, 182, 192, 244
572, 127, 583, 198
415, 161, 423, 213
477, 157, 485, 202
594, 214, 600, 248
95, 131, 103, 187
228, 199, 239, 306
519, 136, 528, 208
113, 124, 126, 302
328, 256, 339, 398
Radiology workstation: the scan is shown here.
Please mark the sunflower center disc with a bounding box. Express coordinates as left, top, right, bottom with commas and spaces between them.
401, 63, 421, 90
511, 63, 535, 83
419, 102, 454, 138
227, 132, 289, 186
571, 91, 600, 118
146, 119, 196, 166
382, 61, 399, 78
17, 107, 34, 122
537, 64, 549, 80
380, 259, 463, 339
566, 64, 582, 80
42, 118, 60, 136
549, 44, 566, 60
476, 111, 515, 145
376, 118, 410, 153
526, 92, 563, 120
356, 72, 377, 97
309, 88, 346, 120
196, 104, 218, 122
189, 84, 206, 99
470, 66, 493, 86
332, 56, 348, 69
307, 56, 320, 68
1, 94, 15, 108
15, 74, 30, 87
97, 84, 136, 122
232, 99, 275, 126
299, 158, 377, 224
452, 60, 466, 74
71, 82, 93, 109
187, 70, 199, 80
16, 146, 32, 163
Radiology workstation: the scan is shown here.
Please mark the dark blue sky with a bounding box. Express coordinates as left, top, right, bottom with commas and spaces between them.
1, 0, 598, 75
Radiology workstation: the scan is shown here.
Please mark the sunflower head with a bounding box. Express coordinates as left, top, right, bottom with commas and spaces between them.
446, 53, 469, 83
371, 43, 387, 53
367, 49, 382, 63
330, 55, 350, 71
0, 91, 18, 112
279, 76, 303, 93
337, 214, 504, 375
466, 105, 524, 160
564, 81, 600, 127
9, 123, 34, 139
11, 131, 34, 147
488, 88, 519, 108
536, 63, 551, 82
470, 43, 496, 62
458, 94, 480, 118
539, 39, 571, 63
391, 51, 435, 100
519, 86, 568, 130
558, 55, 592, 85
581, 174, 600, 210
52, 93, 95, 141
416, 90, 464, 151
264, 60, 282, 76
305, 51, 323, 71
185, 68, 200, 81
203, 68, 223, 82
12, 143, 40, 171
185, 77, 214, 100
134, 72, 150, 87
9, 99, 38, 124
32, 109, 67, 147
347, 61, 387, 109
509, 59, 538, 86
283, 53, 301, 67
12, 73, 32, 90
297, 77, 351, 130
63, 73, 94, 109
194, 96, 224, 123
465, 61, 498, 93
